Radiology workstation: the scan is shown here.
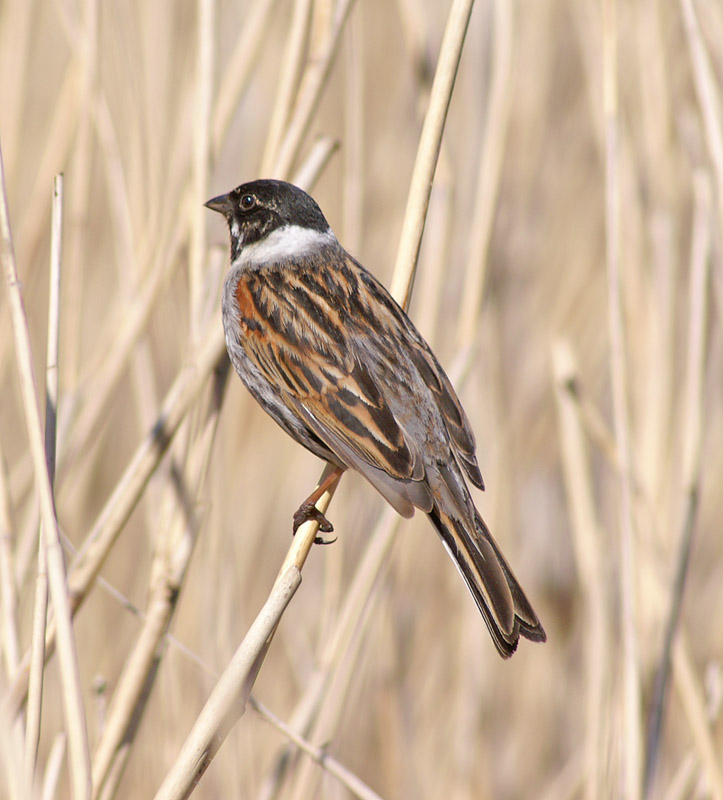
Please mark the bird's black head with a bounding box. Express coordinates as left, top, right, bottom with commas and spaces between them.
205, 179, 331, 263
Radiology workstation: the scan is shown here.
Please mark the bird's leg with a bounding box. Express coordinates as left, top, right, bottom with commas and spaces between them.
292, 466, 344, 544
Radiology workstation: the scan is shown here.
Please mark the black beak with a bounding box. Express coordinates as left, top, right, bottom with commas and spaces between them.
204, 193, 233, 214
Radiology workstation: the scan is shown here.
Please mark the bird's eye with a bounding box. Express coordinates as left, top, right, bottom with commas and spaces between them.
240, 194, 256, 211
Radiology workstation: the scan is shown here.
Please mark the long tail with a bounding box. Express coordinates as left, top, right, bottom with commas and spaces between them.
428, 506, 546, 658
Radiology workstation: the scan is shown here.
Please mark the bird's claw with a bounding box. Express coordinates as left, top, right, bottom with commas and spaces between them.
313, 533, 338, 545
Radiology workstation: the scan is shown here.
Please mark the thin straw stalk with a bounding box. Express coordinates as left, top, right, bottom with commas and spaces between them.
0, 149, 91, 797
24, 173, 64, 793
601, 0, 642, 795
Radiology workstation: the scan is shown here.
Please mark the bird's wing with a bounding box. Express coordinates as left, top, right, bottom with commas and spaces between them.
400, 327, 485, 489
349, 264, 485, 490
231, 261, 435, 514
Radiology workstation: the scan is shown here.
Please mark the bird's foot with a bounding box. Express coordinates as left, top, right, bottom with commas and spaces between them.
292, 501, 336, 545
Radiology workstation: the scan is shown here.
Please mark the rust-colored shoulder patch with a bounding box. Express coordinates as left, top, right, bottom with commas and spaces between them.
234, 277, 263, 334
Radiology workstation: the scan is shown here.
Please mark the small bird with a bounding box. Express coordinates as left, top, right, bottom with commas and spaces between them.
205, 179, 545, 657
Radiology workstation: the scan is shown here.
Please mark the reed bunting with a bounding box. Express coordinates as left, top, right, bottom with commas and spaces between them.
205, 179, 545, 657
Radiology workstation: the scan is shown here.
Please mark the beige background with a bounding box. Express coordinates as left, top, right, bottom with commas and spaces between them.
1, 0, 722, 797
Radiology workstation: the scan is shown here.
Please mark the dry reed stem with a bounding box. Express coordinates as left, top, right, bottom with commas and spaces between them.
285, 572, 381, 800
414, 168, 452, 344
190, 0, 215, 347
3, 20, 162, 510
153, 566, 301, 800
1, 152, 91, 796
601, 0, 642, 796
256, 505, 400, 800
46, 504, 382, 800
250, 696, 383, 800
633, 0, 677, 516
680, 0, 723, 241
56, 237, 181, 478
284, 523, 398, 800
92, 89, 165, 494
3, 323, 226, 717
638, 217, 676, 526
288, 136, 341, 200
672, 635, 723, 799
552, 340, 611, 800
8, 480, 39, 613
90, 361, 229, 798
644, 171, 713, 794
211, 0, 279, 157
341, 10, 364, 254
261, 0, 314, 175
390, 0, 475, 306
0, 416, 19, 682
93, 95, 136, 291
456, 0, 513, 346
45, 176, 63, 476
24, 174, 64, 794
0, 694, 24, 800
42, 733, 68, 800
271, 0, 358, 178
91, 585, 174, 796
66, 327, 224, 584
661, 753, 696, 800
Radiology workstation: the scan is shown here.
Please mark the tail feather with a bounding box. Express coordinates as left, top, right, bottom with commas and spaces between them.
428, 506, 546, 658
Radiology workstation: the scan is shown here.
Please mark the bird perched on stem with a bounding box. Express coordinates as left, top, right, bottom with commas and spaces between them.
205, 179, 545, 657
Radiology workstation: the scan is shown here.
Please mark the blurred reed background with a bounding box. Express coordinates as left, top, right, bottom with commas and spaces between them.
1, 0, 722, 797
